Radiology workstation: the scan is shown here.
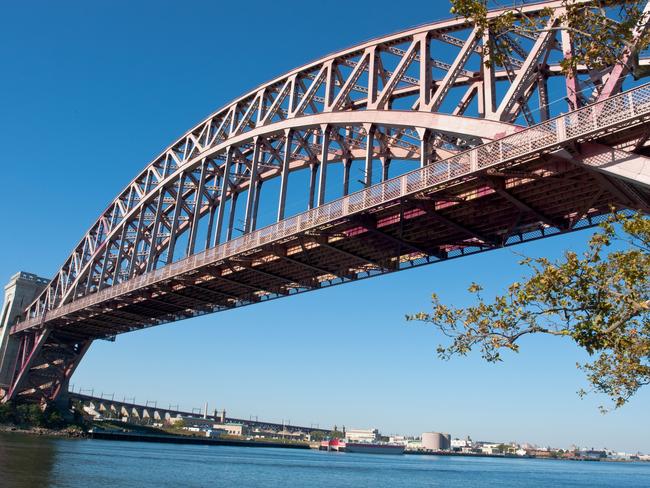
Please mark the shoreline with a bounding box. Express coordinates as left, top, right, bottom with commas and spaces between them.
404, 450, 629, 463
0, 424, 86, 439
0, 424, 308, 450
84, 433, 650, 462
88, 430, 310, 449
2, 426, 647, 463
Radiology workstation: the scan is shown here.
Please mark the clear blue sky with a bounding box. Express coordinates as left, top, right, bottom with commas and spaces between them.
1, 0, 648, 452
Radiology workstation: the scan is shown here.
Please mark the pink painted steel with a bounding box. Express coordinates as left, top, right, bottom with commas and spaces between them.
4, 1, 650, 404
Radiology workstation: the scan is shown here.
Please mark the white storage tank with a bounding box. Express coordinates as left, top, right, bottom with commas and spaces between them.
422, 432, 451, 451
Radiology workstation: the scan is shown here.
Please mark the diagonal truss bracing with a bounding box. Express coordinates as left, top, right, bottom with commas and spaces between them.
4, 0, 650, 405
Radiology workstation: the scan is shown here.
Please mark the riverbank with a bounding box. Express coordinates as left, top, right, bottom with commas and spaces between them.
89, 430, 310, 449
405, 450, 649, 463
0, 423, 86, 438
2, 426, 648, 464
2, 419, 312, 450
406, 450, 533, 459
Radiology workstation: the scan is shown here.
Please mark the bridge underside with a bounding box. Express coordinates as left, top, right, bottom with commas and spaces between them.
43, 164, 650, 346
6, 135, 649, 403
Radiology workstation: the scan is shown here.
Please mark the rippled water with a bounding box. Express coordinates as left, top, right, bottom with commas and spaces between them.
2, 432, 650, 487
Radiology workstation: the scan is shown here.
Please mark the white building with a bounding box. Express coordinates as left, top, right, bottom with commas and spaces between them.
389, 435, 408, 445
451, 438, 471, 449
168, 416, 213, 429
480, 443, 501, 455
212, 423, 244, 436
346, 428, 379, 443
406, 439, 423, 450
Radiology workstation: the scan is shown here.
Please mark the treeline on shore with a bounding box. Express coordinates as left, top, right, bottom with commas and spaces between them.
0, 402, 78, 429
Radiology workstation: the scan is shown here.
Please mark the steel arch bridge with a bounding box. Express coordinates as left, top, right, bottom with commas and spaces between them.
2, 0, 650, 405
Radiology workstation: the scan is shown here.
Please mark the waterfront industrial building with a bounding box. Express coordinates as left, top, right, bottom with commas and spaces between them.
345, 428, 380, 443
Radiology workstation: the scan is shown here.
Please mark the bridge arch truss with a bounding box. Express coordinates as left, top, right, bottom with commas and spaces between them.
2, 0, 650, 404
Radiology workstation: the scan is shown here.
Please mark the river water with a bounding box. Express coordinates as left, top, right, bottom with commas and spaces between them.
1, 433, 650, 487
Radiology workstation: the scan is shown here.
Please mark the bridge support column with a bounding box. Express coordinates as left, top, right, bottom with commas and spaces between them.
308, 163, 317, 209
364, 124, 375, 187
342, 157, 351, 196
317, 124, 330, 206
251, 180, 263, 231
226, 192, 238, 241
214, 148, 233, 245
244, 138, 261, 234
381, 157, 391, 182
417, 128, 430, 168
277, 129, 292, 221
0, 272, 48, 393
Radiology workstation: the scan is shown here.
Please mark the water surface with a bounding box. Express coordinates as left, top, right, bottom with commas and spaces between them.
1, 432, 649, 487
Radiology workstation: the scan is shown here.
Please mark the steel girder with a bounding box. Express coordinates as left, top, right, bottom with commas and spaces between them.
4, 1, 650, 404
22, 0, 650, 320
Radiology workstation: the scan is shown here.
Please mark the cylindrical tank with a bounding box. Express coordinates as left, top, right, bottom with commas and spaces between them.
443, 433, 451, 448
422, 432, 451, 451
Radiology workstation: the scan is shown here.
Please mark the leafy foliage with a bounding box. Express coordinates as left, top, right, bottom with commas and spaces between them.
331, 429, 345, 439
407, 213, 650, 409
308, 429, 345, 441
450, 0, 650, 78
0, 401, 69, 428
309, 430, 327, 441
0, 402, 13, 423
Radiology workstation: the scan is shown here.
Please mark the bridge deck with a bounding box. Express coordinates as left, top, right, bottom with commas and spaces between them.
25, 148, 649, 343
13, 84, 650, 342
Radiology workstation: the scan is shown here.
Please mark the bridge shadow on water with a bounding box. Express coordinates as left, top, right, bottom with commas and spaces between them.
0, 432, 58, 488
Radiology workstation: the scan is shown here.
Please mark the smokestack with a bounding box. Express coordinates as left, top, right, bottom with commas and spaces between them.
204, 402, 208, 419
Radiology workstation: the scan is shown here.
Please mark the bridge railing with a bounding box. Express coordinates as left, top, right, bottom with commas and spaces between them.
14, 82, 650, 333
